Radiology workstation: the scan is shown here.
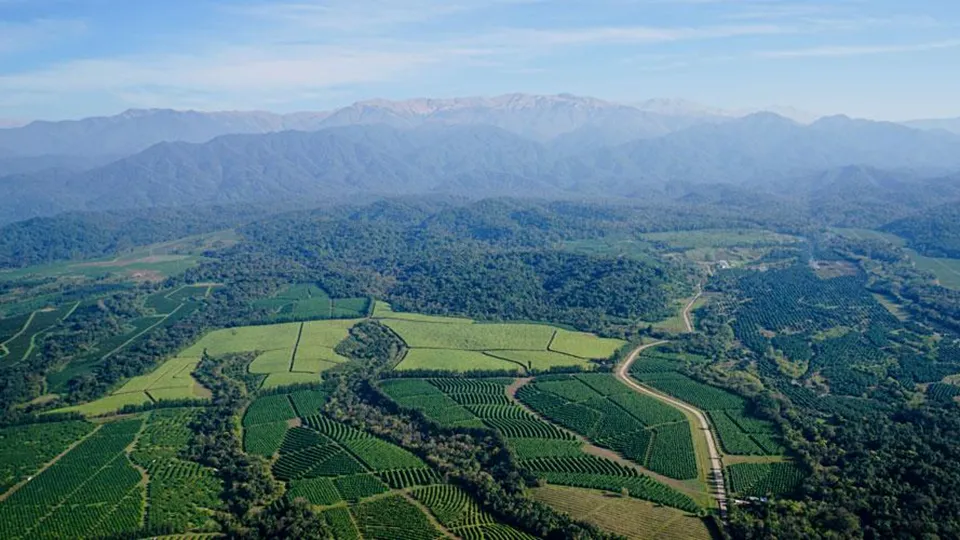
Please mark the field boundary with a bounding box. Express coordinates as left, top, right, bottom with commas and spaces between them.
289, 323, 305, 372
0, 311, 36, 348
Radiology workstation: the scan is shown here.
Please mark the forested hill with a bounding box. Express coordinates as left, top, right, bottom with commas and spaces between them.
2, 110, 960, 224
883, 202, 960, 258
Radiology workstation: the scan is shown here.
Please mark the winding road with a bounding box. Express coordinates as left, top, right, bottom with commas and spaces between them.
616, 340, 728, 516
681, 283, 703, 333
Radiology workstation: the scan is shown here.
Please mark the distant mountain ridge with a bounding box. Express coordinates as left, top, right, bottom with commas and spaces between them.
2, 112, 960, 224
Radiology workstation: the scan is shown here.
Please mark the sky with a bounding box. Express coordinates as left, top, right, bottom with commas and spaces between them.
1, 0, 959, 122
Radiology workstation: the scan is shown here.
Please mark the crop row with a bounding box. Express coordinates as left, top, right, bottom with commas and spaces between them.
0, 420, 94, 494
521, 456, 638, 477
457, 524, 538, 540
379, 467, 443, 489
342, 437, 426, 471
351, 494, 442, 540
647, 423, 698, 480
243, 394, 296, 426
411, 484, 494, 529
726, 462, 805, 497
272, 444, 353, 480
303, 415, 368, 442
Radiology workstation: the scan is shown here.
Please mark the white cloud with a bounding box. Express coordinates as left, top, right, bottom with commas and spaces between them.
757, 39, 960, 58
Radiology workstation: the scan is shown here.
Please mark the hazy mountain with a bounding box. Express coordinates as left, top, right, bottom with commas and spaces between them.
566, 113, 960, 187
0, 109, 331, 158
320, 93, 703, 142
902, 117, 960, 134
0, 154, 120, 177
3, 110, 960, 224
633, 98, 729, 118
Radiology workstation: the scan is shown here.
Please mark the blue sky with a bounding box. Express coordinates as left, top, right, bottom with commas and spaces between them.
1, 0, 959, 121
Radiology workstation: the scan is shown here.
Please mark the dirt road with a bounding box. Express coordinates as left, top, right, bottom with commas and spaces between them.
616, 341, 728, 516
681, 284, 703, 333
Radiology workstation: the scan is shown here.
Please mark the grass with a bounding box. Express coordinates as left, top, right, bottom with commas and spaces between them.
179, 320, 358, 389
557, 236, 656, 262
180, 323, 301, 357
549, 330, 625, 359
487, 350, 594, 370
0, 230, 238, 283
385, 313, 625, 373
384, 320, 555, 351
642, 228, 801, 250
907, 249, 960, 290
56, 392, 152, 416
396, 349, 521, 371
262, 372, 321, 389
372, 301, 473, 323
298, 319, 360, 350
52, 356, 209, 416
249, 349, 294, 374
530, 485, 713, 540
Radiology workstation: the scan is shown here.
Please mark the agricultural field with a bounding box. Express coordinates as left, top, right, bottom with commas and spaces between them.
0, 229, 237, 283
182, 319, 359, 389
47, 290, 207, 393
908, 250, 960, 290
378, 376, 701, 512
631, 348, 785, 457
531, 485, 714, 540
0, 420, 95, 494
0, 302, 78, 366
380, 310, 625, 372
0, 418, 145, 539
726, 462, 805, 497
517, 374, 697, 480
254, 283, 370, 322
55, 356, 210, 416
411, 484, 536, 539
241, 390, 442, 507
642, 229, 802, 250
372, 301, 473, 323
131, 408, 223, 532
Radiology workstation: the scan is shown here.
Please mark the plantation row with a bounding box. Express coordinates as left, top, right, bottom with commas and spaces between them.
0, 419, 94, 494
516, 374, 698, 480
379, 378, 573, 439
133, 408, 222, 532
726, 462, 805, 497
0, 419, 144, 539
632, 348, 785, 456
378, 375, 703, 512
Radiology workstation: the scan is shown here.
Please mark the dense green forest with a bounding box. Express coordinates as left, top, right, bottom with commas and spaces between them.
1, 197, 960, 539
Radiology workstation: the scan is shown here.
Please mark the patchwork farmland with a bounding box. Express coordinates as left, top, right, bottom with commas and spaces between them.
376, 302, 626, 372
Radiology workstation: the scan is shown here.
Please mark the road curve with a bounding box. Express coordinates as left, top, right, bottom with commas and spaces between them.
681, 283, 703, 333
616, 341, 728, 516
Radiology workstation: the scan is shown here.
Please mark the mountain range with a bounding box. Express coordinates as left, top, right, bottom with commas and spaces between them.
2, 93, 960, 224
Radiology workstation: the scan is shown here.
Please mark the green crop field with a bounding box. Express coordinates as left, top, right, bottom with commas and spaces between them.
908, 250, 960, 290
384, 319, 555, 350
254, 283, 370, 322
0, 420, 95, 494
385, 316, 623, 373
396, 349, 522, 371
632, 347, 786, 457
726, 462, 805, 497
0, 303, 77, 366
531, 485, 712, 540
0, 418, 145, 539
131, 408, 223, 532
178, 319, 358, 390
372, 301, 473, 323
517, 374, 699, 480
550, 330, 625, 359
55, 356, 209, 416
642, 228, 802, 249
181, 323, 301, 357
